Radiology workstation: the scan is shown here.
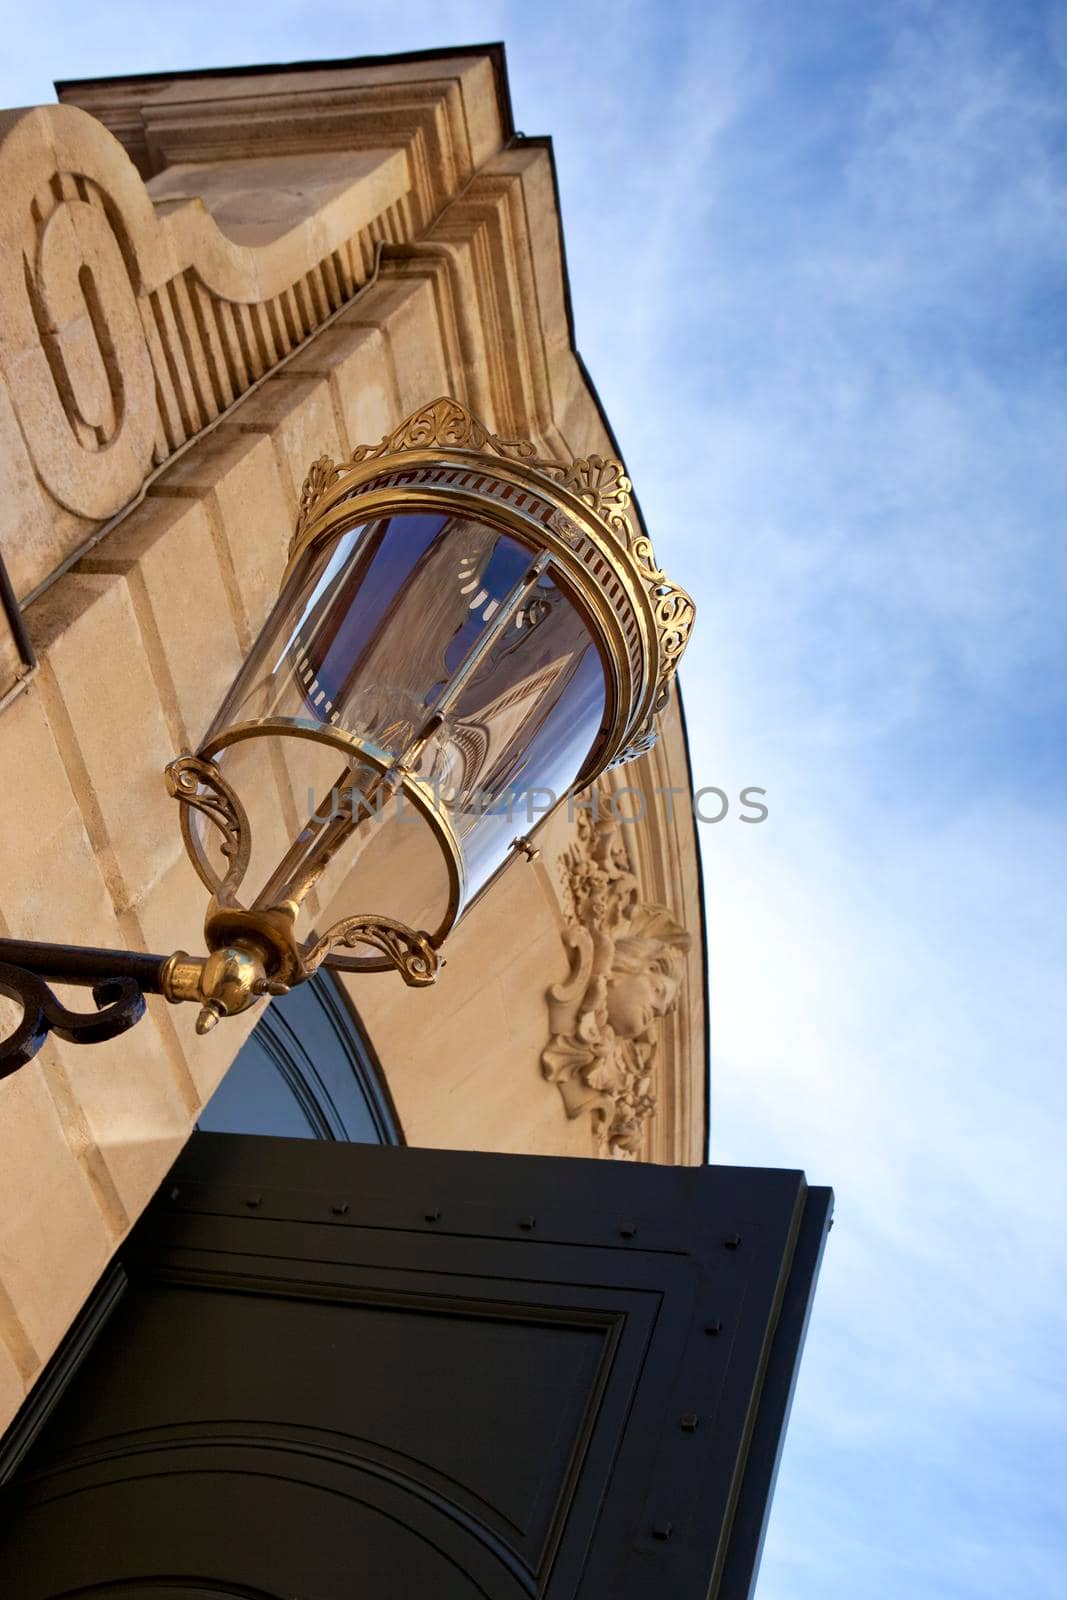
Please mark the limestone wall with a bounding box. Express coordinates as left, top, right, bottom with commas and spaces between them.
0, 55, 705, 1434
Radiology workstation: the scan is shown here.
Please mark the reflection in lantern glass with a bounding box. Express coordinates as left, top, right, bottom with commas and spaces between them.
202, 510, 607, 940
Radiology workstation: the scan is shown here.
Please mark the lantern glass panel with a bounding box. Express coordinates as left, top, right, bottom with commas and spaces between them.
203, 509, 606, 931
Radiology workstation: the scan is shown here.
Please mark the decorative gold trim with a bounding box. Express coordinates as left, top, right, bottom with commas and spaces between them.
305, 915, 439, 987
160, 942, 279, 1035
197, 717, 465, 958
547, 454, 634, 541
164, 754, 251, 906
159, 951, 206, 1006
293, 454, 342, 546
350, 395, 538, 469
164, 747, 445, 997
287, 398, 694, 775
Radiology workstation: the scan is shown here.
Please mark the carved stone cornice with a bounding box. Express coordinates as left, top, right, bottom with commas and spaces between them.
542, 792, 691, 1157
57, 53, 508, 219
1, 56, 514, 607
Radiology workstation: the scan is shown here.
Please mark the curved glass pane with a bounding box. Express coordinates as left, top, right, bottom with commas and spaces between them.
209, 512, 533, 775
205, 509, 606, 925
442, 568, 607, 901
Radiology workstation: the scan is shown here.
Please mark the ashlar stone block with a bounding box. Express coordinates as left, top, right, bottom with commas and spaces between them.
231, 373, 343, 511
149, 429, 292, 648
340, 274, 451, 415
28, 571, 183, 912
79, 495, 242, 752
283, 320, 396, 455
39, 1013, 191, 1223
0, 683, 114, 947
0, 1063, 112, 1371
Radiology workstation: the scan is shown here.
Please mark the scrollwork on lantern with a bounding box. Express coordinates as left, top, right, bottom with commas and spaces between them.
548, 454, 633, 542
289, 398, 696, 775
292, 454, 342, 554
609, 681, 671, 770
652, 584, 696, 667
541, 797, 690, 1156
164, 752, 440, 990
164, 754, 251, 906
350, 396, 539, 466
303, 914, 439, 988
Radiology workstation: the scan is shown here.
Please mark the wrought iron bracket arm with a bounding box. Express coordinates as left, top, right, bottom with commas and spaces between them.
0, 937, 269, 1076
0, 939, 171, 1079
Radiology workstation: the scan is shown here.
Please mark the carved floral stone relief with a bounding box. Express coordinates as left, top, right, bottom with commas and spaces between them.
542, 794, 690, 1157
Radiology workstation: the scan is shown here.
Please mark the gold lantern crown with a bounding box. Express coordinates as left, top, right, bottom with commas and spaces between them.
287, 398, 695, 778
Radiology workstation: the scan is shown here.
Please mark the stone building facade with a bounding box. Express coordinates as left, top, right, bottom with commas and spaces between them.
0, 49, 706, 1438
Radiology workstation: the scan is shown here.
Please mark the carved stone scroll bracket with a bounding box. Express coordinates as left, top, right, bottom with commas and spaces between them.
541, 796, 691, 1158
0, 102, 412, 598
0, 107, 168, 523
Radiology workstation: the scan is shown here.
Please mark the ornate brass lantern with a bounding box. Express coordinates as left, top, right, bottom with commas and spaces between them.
164, 399, 694, 1029
0, 399, 694, 1065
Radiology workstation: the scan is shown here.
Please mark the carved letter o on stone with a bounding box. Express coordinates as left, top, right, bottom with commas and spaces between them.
13, 197, 157, 519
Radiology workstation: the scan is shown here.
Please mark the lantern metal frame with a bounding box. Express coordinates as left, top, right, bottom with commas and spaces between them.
0, 398, 693, 1074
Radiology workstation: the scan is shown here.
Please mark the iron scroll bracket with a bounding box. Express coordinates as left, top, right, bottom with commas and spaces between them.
0, 940, 169, 1079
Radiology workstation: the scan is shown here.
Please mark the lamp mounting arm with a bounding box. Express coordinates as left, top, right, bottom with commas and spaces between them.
0, 939, 166, 1078
0, 935, 283, 1077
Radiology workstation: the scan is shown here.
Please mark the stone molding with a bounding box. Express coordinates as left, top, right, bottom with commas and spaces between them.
0, 105, 410, 600
57, 55, 506, 210
2, 54, 511, 607
542, 788, 691, 1158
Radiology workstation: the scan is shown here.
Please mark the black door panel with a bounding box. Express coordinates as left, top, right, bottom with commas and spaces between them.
0, 1135, 830, 1599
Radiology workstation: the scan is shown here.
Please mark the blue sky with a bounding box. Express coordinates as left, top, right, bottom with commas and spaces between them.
4, 3, 1066, 1595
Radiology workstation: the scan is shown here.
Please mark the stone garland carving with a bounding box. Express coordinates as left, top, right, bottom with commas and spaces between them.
542, 797, 690, 1157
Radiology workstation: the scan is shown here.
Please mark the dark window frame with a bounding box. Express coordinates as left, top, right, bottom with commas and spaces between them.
199, 970, 403, 1145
